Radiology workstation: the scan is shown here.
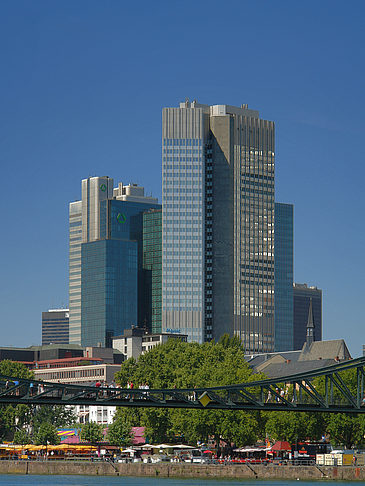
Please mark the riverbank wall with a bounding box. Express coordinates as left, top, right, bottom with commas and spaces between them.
0, 461, 365, 481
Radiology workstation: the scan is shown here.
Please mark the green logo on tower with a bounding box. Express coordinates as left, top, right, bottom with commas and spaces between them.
117, 213, 126, 224
100, 183, 107, 192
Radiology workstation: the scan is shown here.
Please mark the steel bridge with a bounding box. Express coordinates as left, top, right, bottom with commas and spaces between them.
1, 356, 365, 413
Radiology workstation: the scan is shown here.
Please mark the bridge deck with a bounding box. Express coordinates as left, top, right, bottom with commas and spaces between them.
1, 356, 364, 413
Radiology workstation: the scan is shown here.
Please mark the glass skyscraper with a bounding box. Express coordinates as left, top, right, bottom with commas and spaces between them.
143, 209, 162, 333
162, 101, 275, 352
293, 283, 322, 350
69, 177, 160, 347
274, 202, 294, 351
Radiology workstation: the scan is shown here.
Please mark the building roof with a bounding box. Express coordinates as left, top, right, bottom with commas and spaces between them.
247, 339, 352, 379
299, 339, 351, 362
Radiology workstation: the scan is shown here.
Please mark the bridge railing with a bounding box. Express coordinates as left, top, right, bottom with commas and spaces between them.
0, 356, 364, 412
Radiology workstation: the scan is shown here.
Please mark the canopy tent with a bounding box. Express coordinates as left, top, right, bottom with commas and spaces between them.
140, 443, 196, 450
233, 447, 271, 453
270, 441, 292, 452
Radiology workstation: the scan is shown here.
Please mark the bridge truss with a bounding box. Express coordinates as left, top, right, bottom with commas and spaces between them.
1, 356, 365, 413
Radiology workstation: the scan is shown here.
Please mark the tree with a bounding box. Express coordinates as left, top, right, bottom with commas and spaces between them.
327, 413, 365, 449
80, 422, 103, 445
265, 411, 326, 444
0, 362, 33, 440
0, 360, 33, 379
34, 422, 60, 446
114, 338, 266, 447
13, 429, 31, 445
107, 417, 133, 448
32, 405, 77, 430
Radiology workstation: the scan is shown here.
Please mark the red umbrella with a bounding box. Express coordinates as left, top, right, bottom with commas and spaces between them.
203, 450, 213, 453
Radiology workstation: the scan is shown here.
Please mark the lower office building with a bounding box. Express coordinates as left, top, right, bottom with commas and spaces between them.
34, 362, 120, 426
112, 328, 188, 360
293, 283, 322, 350
42, 309, 69, 345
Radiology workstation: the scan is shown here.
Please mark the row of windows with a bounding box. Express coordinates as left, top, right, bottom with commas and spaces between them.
36, 367, 106, 381
163, 139, 202, 146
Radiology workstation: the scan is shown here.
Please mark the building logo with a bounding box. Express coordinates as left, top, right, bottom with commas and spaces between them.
117, 213, 126, 224
100, 183, 107, 192
166, 328, 181, 334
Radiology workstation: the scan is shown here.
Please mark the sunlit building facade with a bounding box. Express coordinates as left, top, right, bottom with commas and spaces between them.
162, 101, 275, 352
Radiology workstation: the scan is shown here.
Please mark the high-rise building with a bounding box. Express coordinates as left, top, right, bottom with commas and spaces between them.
274, 203, 294, 351
69, 177, 160, 347
293, 283, 322, 350
142, 209, 162, 333
41, 309, 69, 345
162, 101, 275, 352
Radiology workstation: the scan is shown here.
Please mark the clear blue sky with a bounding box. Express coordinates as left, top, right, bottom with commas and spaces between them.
0, 1, 364, 356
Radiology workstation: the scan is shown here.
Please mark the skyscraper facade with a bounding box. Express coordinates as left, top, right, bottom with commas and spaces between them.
162, 101, 275, 352
69, 177, 160, 347
143, 209, 162, 333
42, 309, 69, 345
69, 176, 113, 345
274, 202, 294, 351
293, 283, 322, 350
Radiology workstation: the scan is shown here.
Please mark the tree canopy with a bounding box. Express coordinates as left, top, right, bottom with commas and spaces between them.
114, 336, 265, 448
80, 422, 103, 444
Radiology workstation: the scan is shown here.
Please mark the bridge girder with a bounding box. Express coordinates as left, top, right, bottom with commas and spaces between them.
0, 356, 364, 413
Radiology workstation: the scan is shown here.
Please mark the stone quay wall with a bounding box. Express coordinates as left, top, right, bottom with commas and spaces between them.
0, 461, 365, 481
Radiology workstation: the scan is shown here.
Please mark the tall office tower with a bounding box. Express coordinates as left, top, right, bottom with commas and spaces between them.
162, 101, 275, 352
69, 177, 160, 347
42, 309, 69, 345
274, 203, 294, 351
69, 176, 113, 345
69, 200, 82, 344
293, 283, 322, 350
143, 209, 162, 333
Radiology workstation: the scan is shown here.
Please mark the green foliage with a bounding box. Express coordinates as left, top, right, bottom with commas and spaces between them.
13, 429, 31, 445
32, 405, 77, 430
218, 334, 244, 350
34, 422, 60, 446
0, 362, 33, 440
80, 422, 103, 444
326, 413, 365, 449
0, 360, 34, 379
114, 338, 265, 446
107, 416, 133, 448
265, 411, 326, 443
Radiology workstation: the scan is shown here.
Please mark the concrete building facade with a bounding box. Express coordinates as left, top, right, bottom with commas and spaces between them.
112, 329, 187, 360
162, 101, 275, 352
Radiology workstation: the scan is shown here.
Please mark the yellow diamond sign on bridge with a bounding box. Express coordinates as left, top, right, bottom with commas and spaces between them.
199, 392, 212, 407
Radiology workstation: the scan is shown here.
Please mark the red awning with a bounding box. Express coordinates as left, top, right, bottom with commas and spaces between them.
271, 441, 291, 451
